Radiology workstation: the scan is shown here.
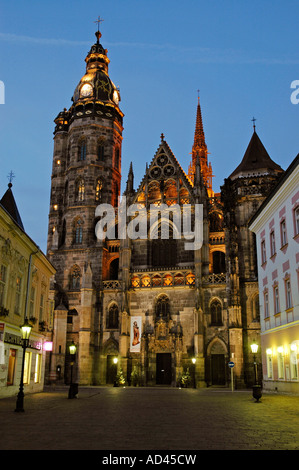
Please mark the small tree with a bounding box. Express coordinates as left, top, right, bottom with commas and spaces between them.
130, 366, 139, 386
180, 368, 191, 388
115, 367, 126, 386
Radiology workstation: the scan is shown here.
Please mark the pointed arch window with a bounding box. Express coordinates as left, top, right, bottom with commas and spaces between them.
97, 143, 105, 161
74, 219, 83, 244
106, 303, 119, 329
151, 223, 177, 267
115, 148, 120, 169
155, 294, 170, 319
95, 178, 103, 202
70, 265, 81, 290
78, 139, 87, 161
210, 300, 222, 326
113, 181, 119, 207
77, 179, 85, 202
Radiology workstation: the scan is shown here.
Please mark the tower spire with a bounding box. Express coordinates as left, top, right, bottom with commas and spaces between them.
189, 92, 214, 195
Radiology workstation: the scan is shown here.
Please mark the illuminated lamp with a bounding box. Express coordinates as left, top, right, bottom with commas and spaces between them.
44, 341, 53, 352
15, 318, 33, 412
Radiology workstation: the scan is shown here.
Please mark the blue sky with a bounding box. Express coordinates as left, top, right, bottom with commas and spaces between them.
0, 0, 298, 253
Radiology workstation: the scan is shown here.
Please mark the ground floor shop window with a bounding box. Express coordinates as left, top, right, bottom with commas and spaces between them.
7, 348, 16, 385
34, 353, 42, 383
277, 348, 285, 379
266, 349, 273, 378
23, 351, 32, 384
290, 346, 298, 380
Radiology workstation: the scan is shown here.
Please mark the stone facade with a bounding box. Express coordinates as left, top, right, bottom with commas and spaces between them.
46, 29, 284, 389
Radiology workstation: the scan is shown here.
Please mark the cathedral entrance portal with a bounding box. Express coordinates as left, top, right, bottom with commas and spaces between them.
106, 355, 118, 384
211, 354, 226, 385
156, 353, 172, 385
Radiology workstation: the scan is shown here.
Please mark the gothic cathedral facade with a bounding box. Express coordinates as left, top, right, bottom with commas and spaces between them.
46, 28, 283, 388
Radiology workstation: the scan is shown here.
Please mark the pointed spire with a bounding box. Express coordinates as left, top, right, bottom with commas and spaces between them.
193, 93, 207, 155
125, 162, 134, 194
0, 180, 24, 230
229, 129, 283, 180
189, 93, 214, 195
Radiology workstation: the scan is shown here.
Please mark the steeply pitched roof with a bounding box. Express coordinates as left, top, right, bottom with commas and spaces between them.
0, 183, 24, 230
229, 131, 283, 180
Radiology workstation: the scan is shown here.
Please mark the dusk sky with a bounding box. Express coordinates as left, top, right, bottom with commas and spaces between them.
0, 0, 298, 253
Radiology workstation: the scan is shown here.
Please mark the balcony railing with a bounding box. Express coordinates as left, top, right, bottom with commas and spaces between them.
102, 280, 122, 290
130, 269, 195, 289
202, 273, 226, 284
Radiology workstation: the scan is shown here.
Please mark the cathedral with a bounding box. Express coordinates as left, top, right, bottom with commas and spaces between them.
46, 26, 283, 388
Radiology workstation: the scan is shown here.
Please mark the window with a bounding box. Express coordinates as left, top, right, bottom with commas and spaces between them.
70, 266, 81, 290
212, 251, 226, 274
95, 179, 103, 202
0, 265, 7, 307
29, 286, 36, 318
23, 351, 32, 384
155, 295, 170, 318
77, 179, 85, 202
115, 148, 120, 169
107, 303, 119, 329
151, 224, 177, 268
274, 285, 280, 314
295, 207, 299, 236
34, 354, 42, 383
280, 220, 287, 246
264, 291, 269, 318
97, 144, 105, 161
74, 219, 83, 244
39, 294, 44, 322
270, 231, 276, 257
285, 279, 292, 310
7, 349, 16, 385
266, 350, 273, 379
261, 240, 266, 264
15, 276, 22, 314
277, 347, 285, 379
210, 300, 222, 325
290, 344, 298, 380
79, 140, 86, 161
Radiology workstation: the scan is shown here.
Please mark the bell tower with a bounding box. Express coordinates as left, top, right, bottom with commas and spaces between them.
47, 23, 123, 385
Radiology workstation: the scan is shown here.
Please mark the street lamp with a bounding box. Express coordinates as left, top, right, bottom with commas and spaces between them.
192, 357, 196, 388
15, 319, 32, 412
68, 341, 78, 399
250, 341, 262, 402
113, 357, 118, 387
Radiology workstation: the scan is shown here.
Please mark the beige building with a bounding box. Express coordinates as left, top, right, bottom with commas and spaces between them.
0, 183, 55, 398
249, 154, 299, 393
46, 27, 284, 389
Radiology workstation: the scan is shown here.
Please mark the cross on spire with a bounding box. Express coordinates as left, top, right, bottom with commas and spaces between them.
7, 170, 15, 187
94, 16, 104, 32
251, 116, 257, 132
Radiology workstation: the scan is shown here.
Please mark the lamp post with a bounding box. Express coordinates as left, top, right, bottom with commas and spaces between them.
250, 341, 262, 402
113, 357, 118, 387
192, 357, 196, 388
68, 341, 77, 399
15, 319, 32, 412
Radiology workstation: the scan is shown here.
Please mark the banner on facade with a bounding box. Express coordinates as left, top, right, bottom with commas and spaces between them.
130, 316, 142, 352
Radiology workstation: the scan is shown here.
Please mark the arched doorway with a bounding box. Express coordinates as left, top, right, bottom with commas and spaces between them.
109, 257, 119, 280
206, 338, 228, 386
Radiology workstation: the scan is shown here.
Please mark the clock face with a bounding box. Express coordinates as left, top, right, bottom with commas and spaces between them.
113, 89, 119, 104
80, 83, 93, 97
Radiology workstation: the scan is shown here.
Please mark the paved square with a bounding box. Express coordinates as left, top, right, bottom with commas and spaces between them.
1, 386, 299, 450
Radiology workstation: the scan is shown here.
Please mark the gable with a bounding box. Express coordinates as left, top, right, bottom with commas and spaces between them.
133, 139, 194, 208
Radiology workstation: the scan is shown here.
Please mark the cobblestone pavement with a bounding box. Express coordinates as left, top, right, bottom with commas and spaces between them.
0, 386, 299, 451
